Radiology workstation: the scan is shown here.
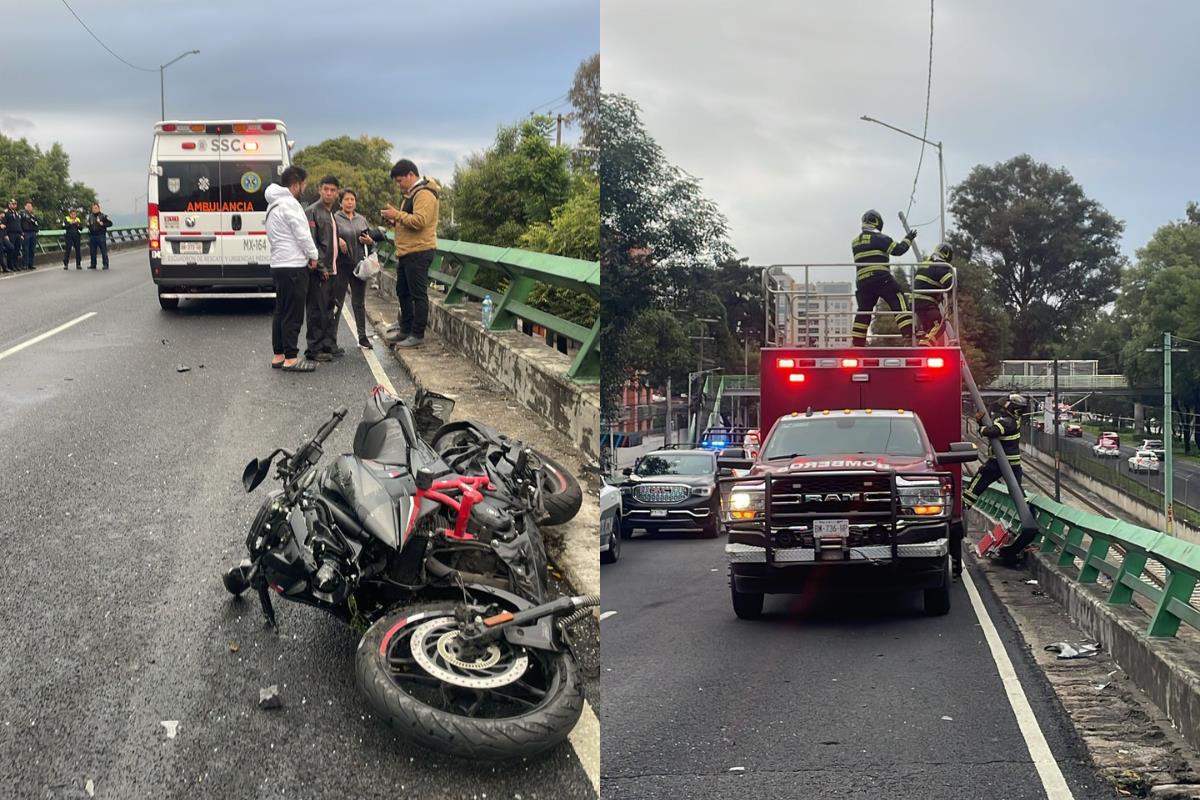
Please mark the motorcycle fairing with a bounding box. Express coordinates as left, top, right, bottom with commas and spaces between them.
325, 455, 404, 549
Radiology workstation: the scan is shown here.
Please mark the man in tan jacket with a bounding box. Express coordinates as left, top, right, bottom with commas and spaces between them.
381, 159, 440, 348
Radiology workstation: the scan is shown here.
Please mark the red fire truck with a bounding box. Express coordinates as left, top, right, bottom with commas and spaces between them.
721, 264, 979, 619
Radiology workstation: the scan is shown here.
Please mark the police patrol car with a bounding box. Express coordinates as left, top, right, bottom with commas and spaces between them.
147, 120, 293, 309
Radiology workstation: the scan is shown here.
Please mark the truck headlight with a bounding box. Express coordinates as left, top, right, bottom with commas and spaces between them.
728, 488, 764, 520
897, 477, 949, 517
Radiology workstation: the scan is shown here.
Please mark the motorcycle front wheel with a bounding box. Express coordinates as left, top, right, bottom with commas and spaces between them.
356, 601, 583, 760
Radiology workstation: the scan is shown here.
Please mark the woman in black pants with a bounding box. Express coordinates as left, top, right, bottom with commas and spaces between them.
333, 189, 379, 348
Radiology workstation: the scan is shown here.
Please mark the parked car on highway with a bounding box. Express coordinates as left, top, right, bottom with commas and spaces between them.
1092, 432, 1120, 458
600, 480, 623, 564
1140, 439, 1166, 462
1065, 423, 1082, 437
619, 449, 720, 538
1128, 450, 1161, 474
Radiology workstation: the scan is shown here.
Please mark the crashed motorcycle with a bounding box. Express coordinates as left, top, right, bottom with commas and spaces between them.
430, 413, 583, 528
222, 388, 597, 759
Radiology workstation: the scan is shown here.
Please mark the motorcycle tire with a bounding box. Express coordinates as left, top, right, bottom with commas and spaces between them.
536, 452, 583, 526
356, 601, 583, 760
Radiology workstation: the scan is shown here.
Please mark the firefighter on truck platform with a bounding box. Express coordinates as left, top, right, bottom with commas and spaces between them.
963, 394, 1028, 566
851, 209, 916, 347
913, 242, 955, 346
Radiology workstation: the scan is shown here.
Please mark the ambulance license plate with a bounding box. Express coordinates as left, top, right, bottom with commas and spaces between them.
813, 519, 849, 538
179, 242, 203, 254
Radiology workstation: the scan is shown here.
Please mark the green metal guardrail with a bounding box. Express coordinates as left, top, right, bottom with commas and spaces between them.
376, 236, 599, 382
31, 227, 150, 255
974, 484, 1200, 638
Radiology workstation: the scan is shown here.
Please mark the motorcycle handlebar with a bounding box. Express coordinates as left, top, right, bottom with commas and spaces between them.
313, 407, 348, 446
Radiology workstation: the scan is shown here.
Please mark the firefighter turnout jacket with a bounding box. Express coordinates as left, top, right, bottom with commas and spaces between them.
852, 230, 912, 282
980, 412, 1021, 467
913, 258, 954, 304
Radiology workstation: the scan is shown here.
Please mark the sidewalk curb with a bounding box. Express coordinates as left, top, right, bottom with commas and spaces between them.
361, 296, 599, 599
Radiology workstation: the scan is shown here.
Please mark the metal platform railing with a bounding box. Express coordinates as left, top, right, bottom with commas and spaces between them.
763, 262, 958, 348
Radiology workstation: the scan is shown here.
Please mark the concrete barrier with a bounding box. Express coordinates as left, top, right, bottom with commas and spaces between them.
375, 268, 600, 461
970, 506, 1200, 756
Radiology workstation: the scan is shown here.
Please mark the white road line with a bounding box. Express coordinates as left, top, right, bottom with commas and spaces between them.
569, 700, 600, 796
960, 567, 1075, 799
0, 312, 97, 363
599, 610, 618, 621
340, 306, 396, 395
0, 269, 55, 282
343, 302, 599, 794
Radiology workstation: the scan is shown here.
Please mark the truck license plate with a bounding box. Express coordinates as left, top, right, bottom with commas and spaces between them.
813, 519, 849, 537
650, 509, 668, 518
179, 242, 203, 254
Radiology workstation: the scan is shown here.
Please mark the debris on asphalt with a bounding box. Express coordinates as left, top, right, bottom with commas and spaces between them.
728, 766, 746, 773
1045, 641, 1101, 659
941, 715, 953, 721
1024, 579, 1039, 585
1032, 590, 1045, 597
161, 720, 179, 738
175, 365, 190, 373
161, 339, 169, 345
85, 779, 95, 797
228, 643, 240, 653
259, 685, 283, 709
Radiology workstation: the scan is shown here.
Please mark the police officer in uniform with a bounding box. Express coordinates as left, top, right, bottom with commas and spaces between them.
20, 201, 40, 269
2, 199, 23, 271
913, 242, 955, 346
851, 209, 916, 346
63, 208, 85, 269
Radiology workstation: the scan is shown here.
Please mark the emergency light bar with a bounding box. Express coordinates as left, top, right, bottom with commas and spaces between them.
775, 355, 948, 370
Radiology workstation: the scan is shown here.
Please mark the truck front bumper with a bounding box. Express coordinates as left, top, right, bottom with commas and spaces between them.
727, 538, 948, 594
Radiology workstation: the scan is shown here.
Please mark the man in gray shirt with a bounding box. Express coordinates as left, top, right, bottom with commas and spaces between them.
305, 175, 342, 362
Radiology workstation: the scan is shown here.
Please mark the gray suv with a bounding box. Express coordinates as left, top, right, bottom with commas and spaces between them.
620, 449, 720, 538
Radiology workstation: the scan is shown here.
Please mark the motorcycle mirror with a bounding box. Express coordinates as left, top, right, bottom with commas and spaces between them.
416, 466, 436, 490
242, 457, 272, 493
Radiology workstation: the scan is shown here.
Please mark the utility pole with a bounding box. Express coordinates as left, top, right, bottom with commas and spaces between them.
555, 114, 563, 147
1053, 358, 1061, 502
1147, 333, 1188, 534
664, 376, 673, 446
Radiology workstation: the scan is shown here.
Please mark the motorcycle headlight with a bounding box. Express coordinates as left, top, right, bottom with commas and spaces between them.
728, 487, 764, 520
897, 477, 949, 517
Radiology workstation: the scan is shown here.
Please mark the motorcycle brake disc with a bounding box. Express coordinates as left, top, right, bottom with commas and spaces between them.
410, 617, 529, 690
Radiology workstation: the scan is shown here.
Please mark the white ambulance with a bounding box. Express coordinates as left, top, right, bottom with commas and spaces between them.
148, 120, 293, 309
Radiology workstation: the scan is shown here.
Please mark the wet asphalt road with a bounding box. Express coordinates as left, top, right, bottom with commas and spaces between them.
0, 251, 596, 799
1053, 428, 1200, 506
599, 532, 1117, 800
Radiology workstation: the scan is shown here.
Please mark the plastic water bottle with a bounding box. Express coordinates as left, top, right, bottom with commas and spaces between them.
482, 294, 494, 328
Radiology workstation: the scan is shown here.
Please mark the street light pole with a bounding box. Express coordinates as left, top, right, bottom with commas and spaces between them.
160, 49, 201, 120
1147, 332, 1188, 534
860, 115, 945, 241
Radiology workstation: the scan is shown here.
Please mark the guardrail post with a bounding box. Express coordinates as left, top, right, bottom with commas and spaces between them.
1147, 570, 1198, 637
1079, 534, 1111, 583
443, 257, 480, 305
491, 275, 536, 331
1058, 524, 1084, 568
565, 317, 600, 382
1108, 550, 1149, 605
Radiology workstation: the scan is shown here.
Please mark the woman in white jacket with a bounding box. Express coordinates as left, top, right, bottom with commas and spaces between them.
265, 166, 320, 371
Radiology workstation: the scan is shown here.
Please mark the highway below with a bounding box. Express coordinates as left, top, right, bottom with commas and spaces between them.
600, 530, 1118, 800
0, 250, 596, 799
1048, 428, 1200, 508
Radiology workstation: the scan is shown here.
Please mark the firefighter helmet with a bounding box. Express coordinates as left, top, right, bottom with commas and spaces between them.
861, 209, 883, 231
932, 242, 954, 262
1005, 394, 1029, 412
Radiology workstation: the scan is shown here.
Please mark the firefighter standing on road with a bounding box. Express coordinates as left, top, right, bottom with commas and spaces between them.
851, 209, 915, 346
913, 242, 955, 346
963, 395, 1027, 564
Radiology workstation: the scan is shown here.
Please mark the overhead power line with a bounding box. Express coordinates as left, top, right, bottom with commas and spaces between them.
905, 0, 935, 221
528, 92, 568, 116
59, 0, 157, 72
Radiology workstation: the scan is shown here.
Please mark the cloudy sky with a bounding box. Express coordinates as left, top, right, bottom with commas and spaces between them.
2, 0, 596, 221
602, 0, 1200, 267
